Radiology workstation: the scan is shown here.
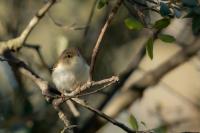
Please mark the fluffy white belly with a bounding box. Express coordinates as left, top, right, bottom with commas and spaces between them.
52, 63, 89, 93
52, 70, 75, 92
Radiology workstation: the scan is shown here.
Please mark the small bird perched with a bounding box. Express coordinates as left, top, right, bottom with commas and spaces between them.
52, 48, 90, 94
52, 48, 89, 117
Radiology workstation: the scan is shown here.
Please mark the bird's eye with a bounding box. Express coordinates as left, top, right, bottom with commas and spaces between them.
67, 55, 72, 58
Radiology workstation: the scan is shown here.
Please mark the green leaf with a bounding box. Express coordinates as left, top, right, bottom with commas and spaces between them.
158, 34, 176, 43
124, 18, 144, 30
97, 0, 108, 9
182, 0, 198, 7
146, 37, 154, 59
153, 18, 170, 29
160, 2, 171, 16
154, 126, 167, 133
128, 114, 139, 130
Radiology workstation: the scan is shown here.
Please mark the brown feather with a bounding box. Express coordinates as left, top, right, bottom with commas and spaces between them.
52, 48, 79, 70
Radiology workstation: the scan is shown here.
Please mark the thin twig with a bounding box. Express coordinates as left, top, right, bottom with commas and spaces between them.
1, 54, 125, 132
83, 0, 98, 37
0, 0, 131, 132
77, 79, 116, 97
61, 125, 78, 133
66, 76, 119, 97
81, 43, 146, 132
72, 98, 136, 133
53, 104, 76, 133
84, 38, 200, 132
89, 0, 124, 81
3, 53, 72, 130
66, 100, 80, 117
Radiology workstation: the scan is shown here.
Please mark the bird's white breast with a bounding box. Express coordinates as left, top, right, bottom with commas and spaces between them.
52, 66, 74, 92
52, 57, 89, 93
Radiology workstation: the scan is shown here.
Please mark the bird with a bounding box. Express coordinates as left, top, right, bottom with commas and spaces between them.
52, 47, 90, 94
52, 48, 89, 117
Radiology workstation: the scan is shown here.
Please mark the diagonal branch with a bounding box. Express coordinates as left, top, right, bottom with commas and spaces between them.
83, 0, 98, 37
3, 53, 73, 129
102, 38, 200, 121
84, 38, 200, 132
0, 0, 57, 54
72, 98, 136, 133
81, 42, 146, 132
0, 0, 134, 132
89, 0, 124, 81
66, 76, 119, 97
2, 54, 128, 132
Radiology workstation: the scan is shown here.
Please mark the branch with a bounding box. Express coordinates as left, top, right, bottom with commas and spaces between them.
89, 0, 124, 81
54, 104, 75, 132
2, 53, 75, 129
86, 38, 200, 132
81, 43, 146, 132
77, 78, 117, 97
0, 0, 131, 132
0, 0, 57, 54
2, 53, 123, 132
72, 98, 136, 133
83, 0, 98, 37
66, 76, 119, 97
103, 38, 200, 118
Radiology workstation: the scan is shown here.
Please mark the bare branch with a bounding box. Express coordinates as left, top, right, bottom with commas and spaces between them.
89, 0, 124, 81
82, 37, 200, 132
103, 38, 200, 118
66, 100, 80, 117
2, 53, 74, 130
81, 43, 146, 132
0, 0, 57, 54
66, 76, 119, 97
0, 0, 136, 132
72, 98, 136, 133
57, 108, 72, 131
2, 53, 127, 132
83, 0, 98, 37
77, 79, 117, 97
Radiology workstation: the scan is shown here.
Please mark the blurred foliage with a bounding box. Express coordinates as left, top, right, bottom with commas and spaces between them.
122, 0, 200, 59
